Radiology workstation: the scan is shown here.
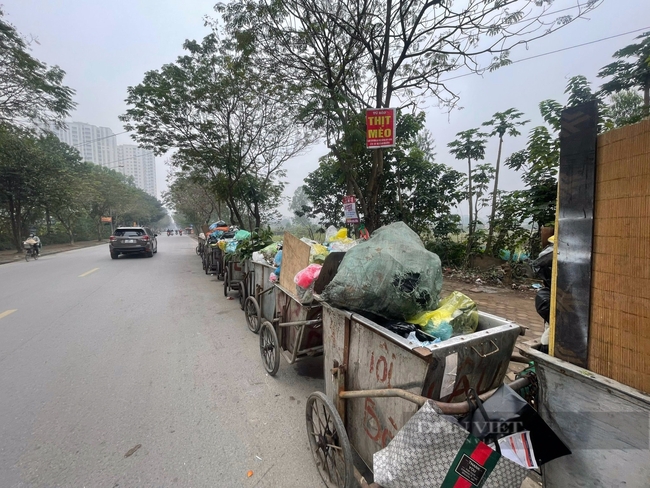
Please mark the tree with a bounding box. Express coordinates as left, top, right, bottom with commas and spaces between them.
221, 0, 602, 231
447, 128, 487, 247
0, 125, 43, 250
0, 9, 75, 126
304, 112, 465, 235
121, 33, 314, 229
289, 186, 312, 227
482, 108, 528, 253
606, 89, 645, 128
599, 31, 650, 116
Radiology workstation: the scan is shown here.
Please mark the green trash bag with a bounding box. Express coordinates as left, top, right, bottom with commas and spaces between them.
234, 229, 251, 240
407, 291, 479, 340
321, 222, 442, 320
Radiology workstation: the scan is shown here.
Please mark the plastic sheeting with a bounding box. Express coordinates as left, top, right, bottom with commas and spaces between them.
321, 222, 442, 320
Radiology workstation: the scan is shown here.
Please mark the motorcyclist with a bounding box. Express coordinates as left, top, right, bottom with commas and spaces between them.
179, 229, 183, 236
25, 232, 41, 256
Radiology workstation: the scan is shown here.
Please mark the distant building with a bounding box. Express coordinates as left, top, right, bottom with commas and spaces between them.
116, 145, 157, 198
47, 121, 117, 167
45, 121, 158, 198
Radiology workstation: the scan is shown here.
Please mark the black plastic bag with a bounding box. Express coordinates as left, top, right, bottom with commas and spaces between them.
461, 384, 571, 466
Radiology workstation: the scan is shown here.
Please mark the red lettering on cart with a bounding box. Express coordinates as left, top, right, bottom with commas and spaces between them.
373, 355, 394, 387
388, 416, 398, 431
363, 398, 381, 442
363, 398, 396, 448
369, 352, 375, 374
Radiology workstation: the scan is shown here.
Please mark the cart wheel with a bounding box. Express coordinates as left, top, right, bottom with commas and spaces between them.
238, 281, 247, 310
259, 321, 280, 376
245, 296, 261, 334
223, 279, 229, 297
305, 392, 354, 488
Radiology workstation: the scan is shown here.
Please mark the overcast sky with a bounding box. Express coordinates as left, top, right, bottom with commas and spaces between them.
5, 1, 650, 215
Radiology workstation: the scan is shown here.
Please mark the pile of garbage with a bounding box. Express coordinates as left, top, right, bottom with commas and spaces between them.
307, 222, 481, 344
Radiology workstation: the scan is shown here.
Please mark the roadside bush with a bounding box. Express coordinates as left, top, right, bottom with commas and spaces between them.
425, 239, 466, 267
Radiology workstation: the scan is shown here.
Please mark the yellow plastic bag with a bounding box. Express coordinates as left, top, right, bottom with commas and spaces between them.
407, 291, 478, 340
330, 228, 348, 242
218, 240, 227, 251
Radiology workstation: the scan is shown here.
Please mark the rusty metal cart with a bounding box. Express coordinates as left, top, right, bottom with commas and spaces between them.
258, 283, 324, 377
242, 260, 277, 334
203, 243, 224, 278
305, 303, 524, 488
223, 257, 244, 301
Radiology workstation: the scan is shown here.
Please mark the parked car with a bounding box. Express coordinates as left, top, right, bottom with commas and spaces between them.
109, 227, 157, 259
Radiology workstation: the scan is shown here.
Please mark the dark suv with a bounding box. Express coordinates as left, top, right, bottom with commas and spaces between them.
109, 227, 158, 259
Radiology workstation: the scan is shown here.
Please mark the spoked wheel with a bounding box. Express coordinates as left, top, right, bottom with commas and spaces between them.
245, 296, 261, 334
259, 321, 280, 376
305, 392, 354, 488
238, 280, 247, 310
196, 245, 200, 256
25, 251, 30, 262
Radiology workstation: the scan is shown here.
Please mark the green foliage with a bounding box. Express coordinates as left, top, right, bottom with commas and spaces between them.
425, 239, 466, 268
303, 112, 465, 235
121, 32, 313, 230
598, 31, 650, 114
0, 8, 75, 126
233, 226, 274, 261
0, 124, 165, 250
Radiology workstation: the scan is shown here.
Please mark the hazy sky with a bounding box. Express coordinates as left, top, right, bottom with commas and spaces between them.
5, 1, 650, 215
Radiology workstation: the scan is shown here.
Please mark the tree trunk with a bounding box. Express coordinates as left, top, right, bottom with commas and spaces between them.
366, 148, 385, 233
8, 197, 22, 252
465, 157, 474, 266
486, 136, 504, 254
96, 220, 103, 241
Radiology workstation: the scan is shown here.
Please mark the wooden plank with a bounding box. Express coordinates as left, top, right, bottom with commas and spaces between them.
279, 232, 311, 292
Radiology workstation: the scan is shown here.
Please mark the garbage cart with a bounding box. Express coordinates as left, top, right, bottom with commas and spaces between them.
243, 260, 277, 334
223, 257, 244, 301
258, 283, 323, 376
306, 303, 523, 487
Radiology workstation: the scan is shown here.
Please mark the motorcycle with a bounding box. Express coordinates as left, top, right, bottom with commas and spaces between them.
179, 230, 183, 236
167, 230, 171, 236
531, 238, 554, 354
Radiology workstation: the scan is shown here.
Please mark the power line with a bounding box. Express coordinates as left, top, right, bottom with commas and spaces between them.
441, 26, 650, 83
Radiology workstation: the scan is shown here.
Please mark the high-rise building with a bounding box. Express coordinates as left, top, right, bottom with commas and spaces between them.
45, 122, 158, 198
46, 121, 117, 167
116, 145, 157, 198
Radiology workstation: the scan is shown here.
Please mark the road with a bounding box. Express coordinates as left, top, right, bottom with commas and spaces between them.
0, 236, 325, 487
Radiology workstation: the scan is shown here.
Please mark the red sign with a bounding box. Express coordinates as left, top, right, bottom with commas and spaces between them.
100, 216, 112, 223
366, 108, 395, 148
342, 195, 356, 204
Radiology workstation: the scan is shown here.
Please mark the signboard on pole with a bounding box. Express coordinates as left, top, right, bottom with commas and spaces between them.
100, 216, 112, 223
343, 195, 360, 224
366, 108, 396, 148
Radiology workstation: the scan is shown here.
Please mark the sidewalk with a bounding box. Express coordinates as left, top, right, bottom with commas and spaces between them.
0, 240, 108, 265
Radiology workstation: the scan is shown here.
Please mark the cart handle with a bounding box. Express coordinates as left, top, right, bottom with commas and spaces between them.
337, 376, 531, 415
471, 339, 500, 358
277, 319, 322, 328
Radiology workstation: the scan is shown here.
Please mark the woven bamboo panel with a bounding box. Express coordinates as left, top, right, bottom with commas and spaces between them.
588, 119, 650, 393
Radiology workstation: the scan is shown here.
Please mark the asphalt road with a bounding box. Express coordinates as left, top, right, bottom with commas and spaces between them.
0, 236, 326, 487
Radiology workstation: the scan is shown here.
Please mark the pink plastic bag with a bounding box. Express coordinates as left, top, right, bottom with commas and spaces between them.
294, 264, 322, 288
